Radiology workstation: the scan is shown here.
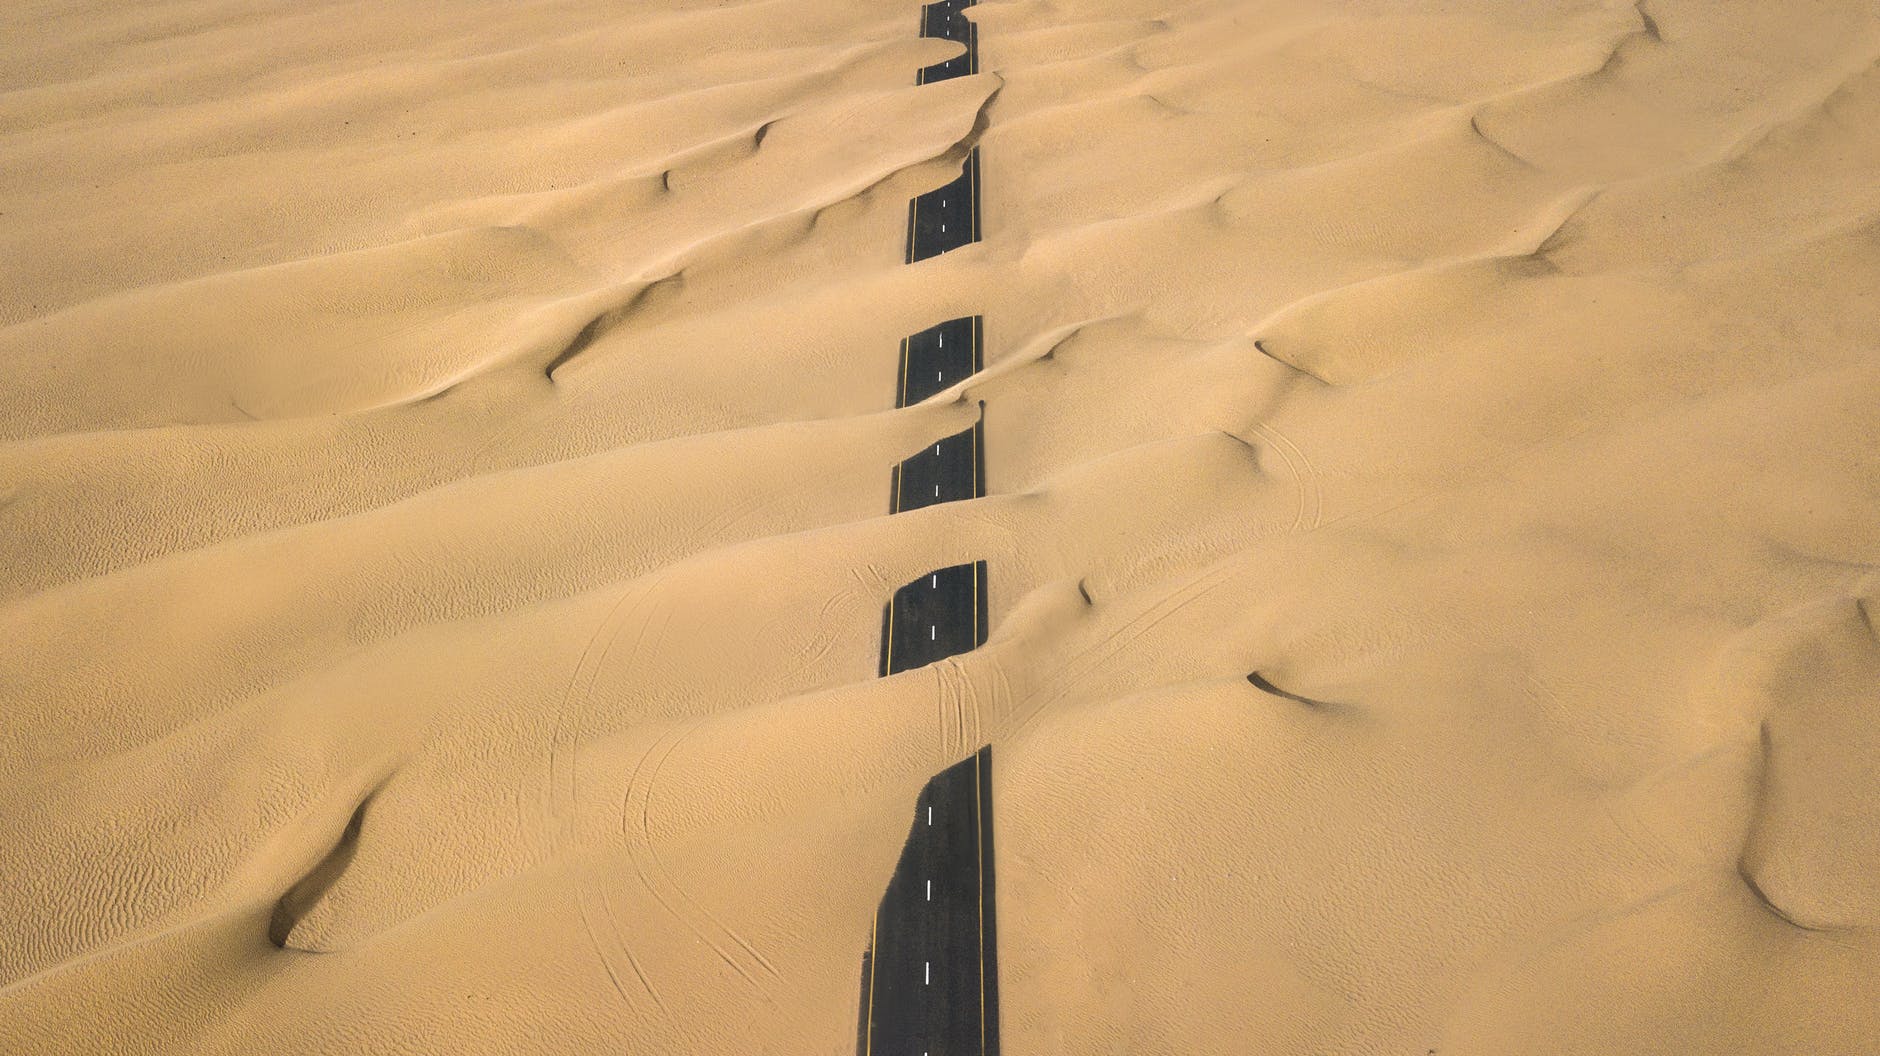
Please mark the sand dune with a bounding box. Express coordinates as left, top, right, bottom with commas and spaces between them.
4, 0, 1878, 1052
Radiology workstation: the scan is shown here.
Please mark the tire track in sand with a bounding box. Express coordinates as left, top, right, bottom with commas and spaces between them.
1250, 420, 1323, 531
549, 579, 672, 1018
618, 718, 783, 999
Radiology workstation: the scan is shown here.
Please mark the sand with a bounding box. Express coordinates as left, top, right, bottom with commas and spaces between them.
3, 0, 1878, 1051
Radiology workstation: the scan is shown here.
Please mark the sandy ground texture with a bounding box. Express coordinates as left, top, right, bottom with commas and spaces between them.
4, 0, 1880, 1051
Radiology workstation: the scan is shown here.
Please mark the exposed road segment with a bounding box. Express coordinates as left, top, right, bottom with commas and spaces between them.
891, 417, 984, 513
857, 747, 1001, 1056
917, 0, 979, 83
906, 149, 981, 262
897, 315, 983, 407
877, 561, 990, 677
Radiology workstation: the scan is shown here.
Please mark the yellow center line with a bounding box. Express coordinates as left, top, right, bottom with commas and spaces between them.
976, 750, 987, 1055
899, 337, 910, 408
968, 151, 977, 243
865, 910, 879, 1056
971, 416, 979, 498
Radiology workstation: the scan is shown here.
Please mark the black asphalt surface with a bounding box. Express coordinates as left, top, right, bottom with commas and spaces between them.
857, 746, 1001, 1056
877, 561, 989, 677
897, 315, 983, 407
906, 148, 980, 262
917, 0, 978, 83
891, 413, 984, 514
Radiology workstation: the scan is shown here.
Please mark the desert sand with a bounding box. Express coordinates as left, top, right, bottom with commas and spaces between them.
3, 0, 1879, 1051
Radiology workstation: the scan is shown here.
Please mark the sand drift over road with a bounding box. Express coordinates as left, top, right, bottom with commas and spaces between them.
3, 0, 1879, 1053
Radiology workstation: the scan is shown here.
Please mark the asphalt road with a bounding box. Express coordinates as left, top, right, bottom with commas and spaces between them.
890, 418, 984, 514
858, 16, 1000, 1054
877, 561, 990, 677
906, 148, 980, 263
857, 746, 1001, 1056
917, 0, 978, 83
897, 315, 983, 407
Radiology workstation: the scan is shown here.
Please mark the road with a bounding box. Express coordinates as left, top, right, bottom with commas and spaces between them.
877, 561, 989, 677
858, 8, 1000, 1054
897, 315, 983, 407
891, 416, 984, 513
857, 746, 1001, 1056
917, 0, 979, 83
906, 148, 980, 263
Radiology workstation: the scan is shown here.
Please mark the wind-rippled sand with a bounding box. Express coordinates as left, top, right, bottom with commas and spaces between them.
3, 0, 1878, 1052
